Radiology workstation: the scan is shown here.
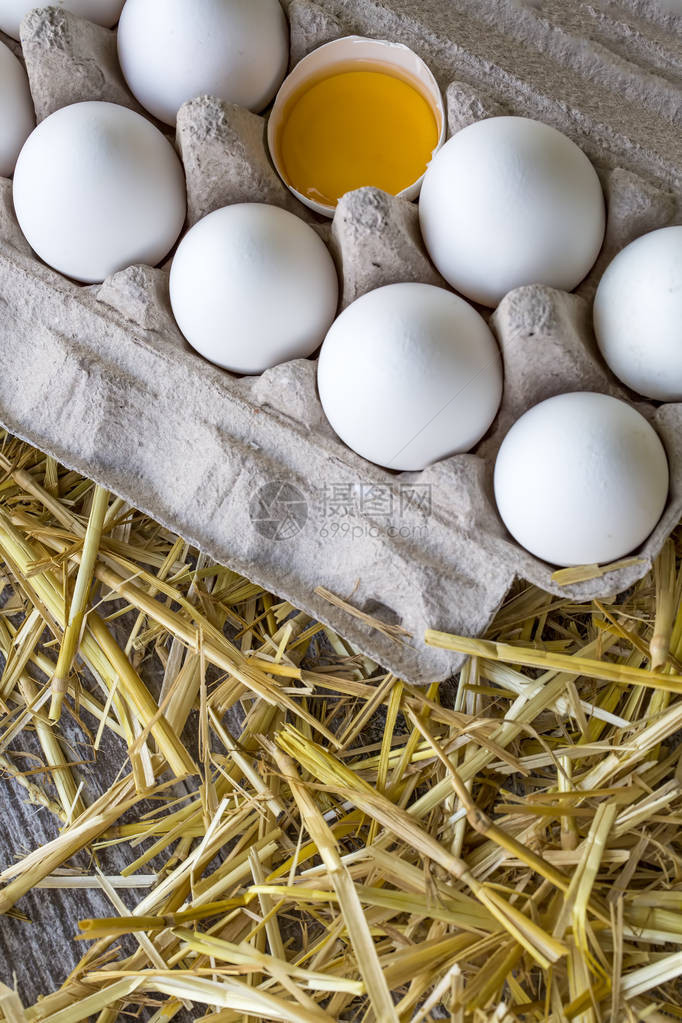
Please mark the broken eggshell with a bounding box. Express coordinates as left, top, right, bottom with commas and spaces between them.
267, 35, 446, 217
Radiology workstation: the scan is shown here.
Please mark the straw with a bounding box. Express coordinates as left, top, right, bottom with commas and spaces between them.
0, 432, 679, 1021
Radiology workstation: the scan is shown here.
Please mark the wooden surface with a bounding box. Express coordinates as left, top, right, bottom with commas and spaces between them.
0, 720, 142, 1003
0, 635, 201, 1013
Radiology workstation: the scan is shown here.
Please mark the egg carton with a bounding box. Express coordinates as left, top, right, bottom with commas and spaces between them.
0, 1, 681, 685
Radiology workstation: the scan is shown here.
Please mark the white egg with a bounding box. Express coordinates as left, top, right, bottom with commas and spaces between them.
494, 392, 669, 567
419, 116, 606, 307
13, 101, 186, 284
117, 0, 289, 126
169, 203, 338, 375
0, 0, 125, 38
0, 40, 33, 177
594, 226, 682, 402
317, 283, 503, 471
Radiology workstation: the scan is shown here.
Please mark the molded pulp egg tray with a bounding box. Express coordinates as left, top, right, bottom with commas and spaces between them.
0, 0, 681, 684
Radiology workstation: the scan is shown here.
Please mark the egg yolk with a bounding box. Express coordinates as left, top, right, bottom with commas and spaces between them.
277, 68, 439, 208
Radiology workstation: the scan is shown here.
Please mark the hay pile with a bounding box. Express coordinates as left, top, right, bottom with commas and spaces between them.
0, 432, 681, 1022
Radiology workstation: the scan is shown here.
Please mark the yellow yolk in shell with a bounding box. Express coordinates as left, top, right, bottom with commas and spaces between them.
277, 67, 440, 208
